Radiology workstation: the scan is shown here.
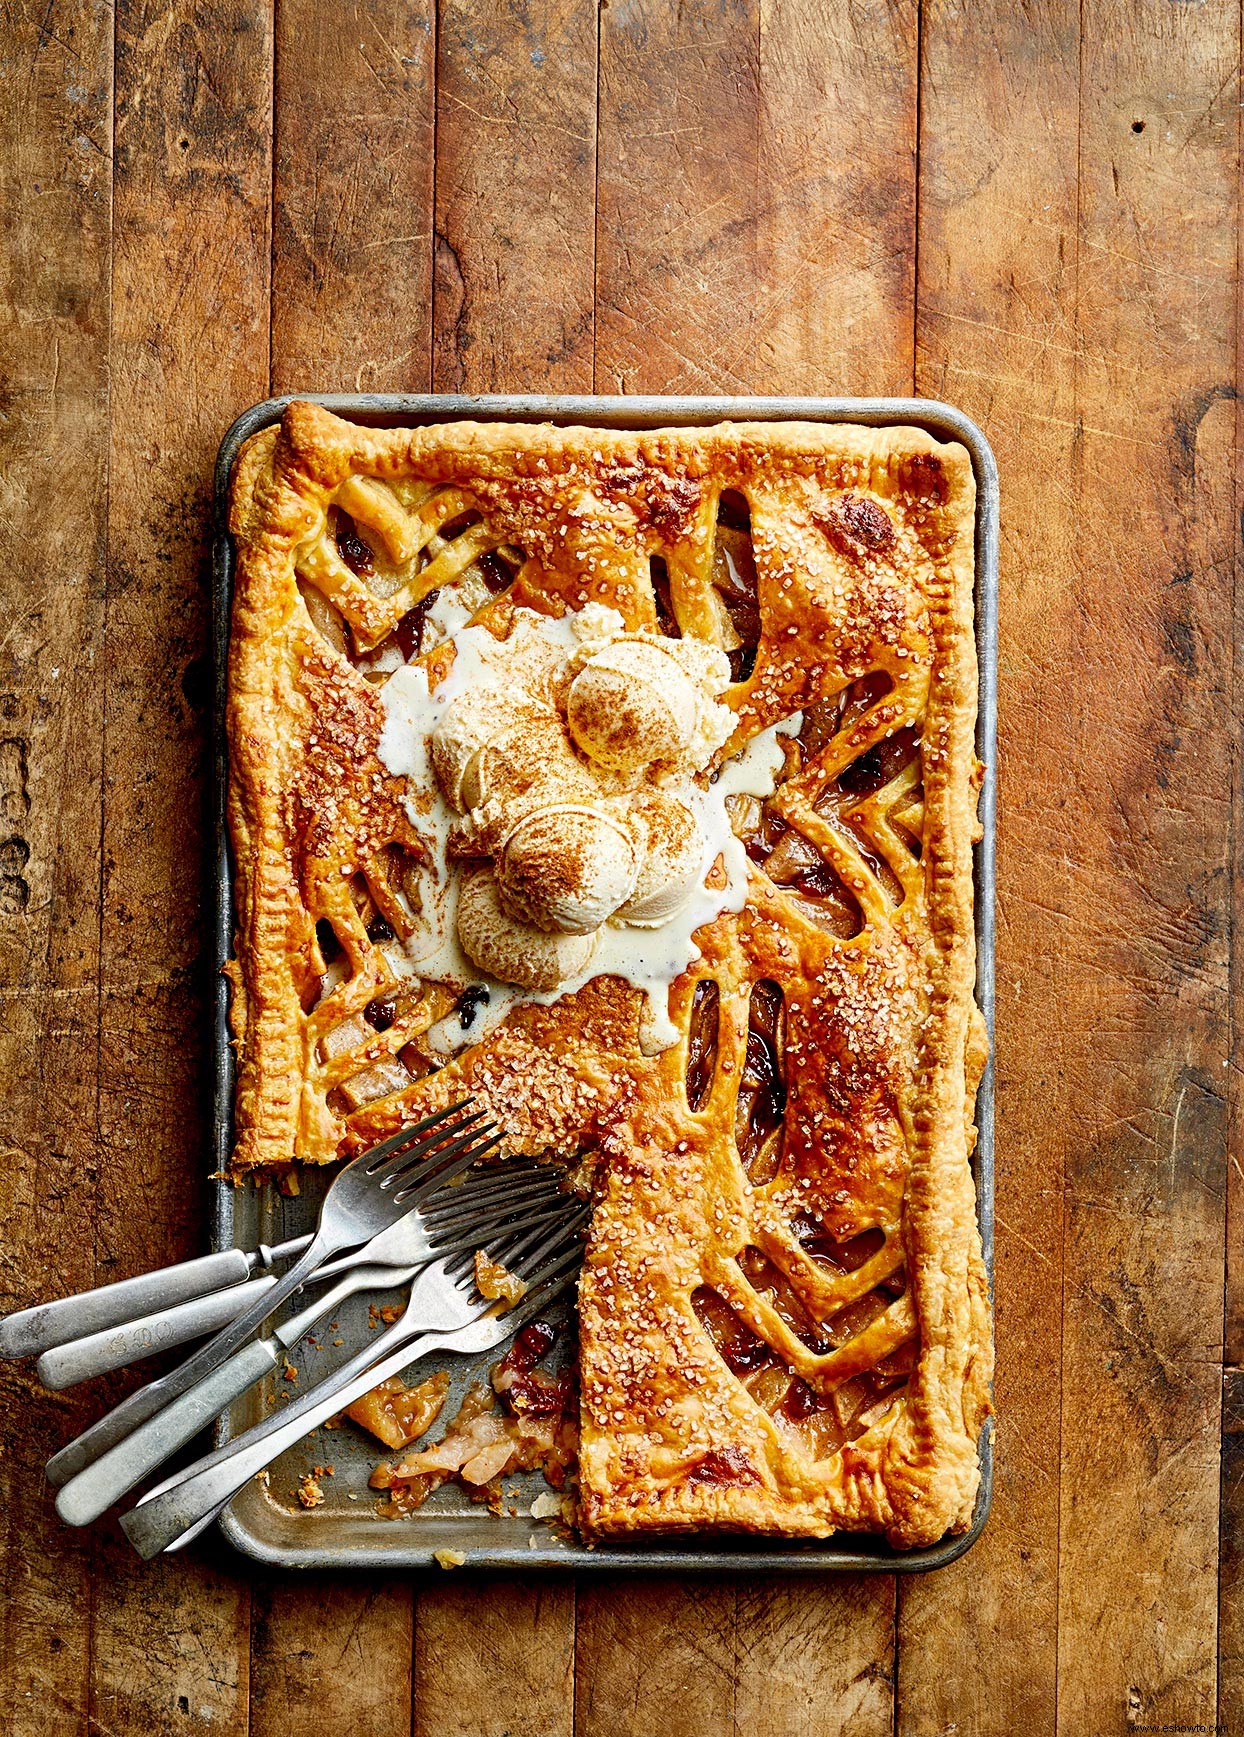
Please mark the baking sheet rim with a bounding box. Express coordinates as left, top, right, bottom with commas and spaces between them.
208, 391, 999, 1574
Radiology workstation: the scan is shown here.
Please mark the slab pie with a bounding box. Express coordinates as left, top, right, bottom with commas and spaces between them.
224, 401, 992, 1548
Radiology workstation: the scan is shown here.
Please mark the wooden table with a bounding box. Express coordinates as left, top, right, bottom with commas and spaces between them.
1, 0, 1238, 1730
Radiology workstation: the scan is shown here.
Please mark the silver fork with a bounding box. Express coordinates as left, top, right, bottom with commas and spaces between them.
45, 1101, 496, 1490
0, 1234, 315, 1362
53, 1162, 564, 1526
119, 1199, 588, 1559
36, 1167, 558, 1391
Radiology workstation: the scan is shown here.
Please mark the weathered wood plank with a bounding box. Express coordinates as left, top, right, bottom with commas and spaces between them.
1228, 50, 1244, 1380
584, 4, 915, 1730
733, 1577, 895, 1735
740, 13, 910, 1723
100, 0, 271, 1283
1220, 1369, 1244, 1732
2, 3, 1240, 1732
754, 0, 917, 397
898, 0, 1079, 1729
414, 1582, 574, 1737
271, 0, 436, 396
250, 1578, 416, 1737
0, 0, 112, 1731
89, 1533, 251, 1735
575, 1582, 735, 1737
595, 0, 762, 395
582, 1575, 902, 1737
1052, 7, 1236, 1730
1229, 77, 1244, 1708
596, 0, 916, 400
431, 0, 597, 394
86, 0, 273, 1729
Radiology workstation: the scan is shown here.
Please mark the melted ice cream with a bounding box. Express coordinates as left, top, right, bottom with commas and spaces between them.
377, 605, 799, 1055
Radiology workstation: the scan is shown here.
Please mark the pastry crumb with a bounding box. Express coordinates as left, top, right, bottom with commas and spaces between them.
346, 1371, 451, 1451
474, 1249, 527, 1307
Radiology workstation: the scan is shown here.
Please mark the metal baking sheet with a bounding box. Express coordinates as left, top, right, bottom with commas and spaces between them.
209, 394, 998, 1573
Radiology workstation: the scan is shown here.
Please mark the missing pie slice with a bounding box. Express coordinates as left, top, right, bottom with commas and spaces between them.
225, 401, 992, 1548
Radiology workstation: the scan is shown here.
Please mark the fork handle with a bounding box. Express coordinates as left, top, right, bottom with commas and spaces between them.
55, 1339, 280, 1528
121, 1318, 443, 1558
36, 1274, 281, 1391
45, 1231, 336, 1491
55, 1261, 419, 1524
46, 1359, 202, 1488
0, 1251, 252, 1360
38, 1243, 409, 1393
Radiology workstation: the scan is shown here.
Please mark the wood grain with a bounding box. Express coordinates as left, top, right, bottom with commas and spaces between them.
86, 0, 272, 1728
1228, 0, 1244, 1386
733, 1577, 895, 1737
250, 1578, 415, 1737
414, 1582, 574, 1737
432, 0, 597, 394
0, 0, 1241, 1728
89, 1536, 250, 1736
1052, 6, 1236, 1730
586, 4, 917, 1726
0, 1, 112, 1733
595, 0, 763, 395
271, 0, 436, 396
898, 0, 1079, 1728
1221, 1369, 1244, 1731
417, 8, 600, 1728
575, 1581, 736, 1737
1229, 25, 1244, 1710
754, 0, 917, 397
256, 0, 434, 1719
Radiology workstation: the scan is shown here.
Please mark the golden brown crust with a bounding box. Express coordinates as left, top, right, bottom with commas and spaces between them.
225, 401, 992, 1546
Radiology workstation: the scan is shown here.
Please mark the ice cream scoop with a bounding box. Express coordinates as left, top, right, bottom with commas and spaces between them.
456, 869, 598, 992
617, 792, 705, 925
431, 688, 547, 813
498, 804, 639, 935
459, 709, 592, 816
565, 639, 702, 773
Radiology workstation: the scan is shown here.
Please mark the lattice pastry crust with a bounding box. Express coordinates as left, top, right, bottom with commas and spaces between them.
225, 402, 992, 1547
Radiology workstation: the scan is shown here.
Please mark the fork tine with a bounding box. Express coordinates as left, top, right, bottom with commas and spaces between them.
391, 1129, 506, 1202
491, 1206, 582, 1274
359, 1099, 478, 1174
510, 1256, 583, 1320
424, 1193, 561, 1246
497, 1219, 558, 1269
427, 1155, 544, 1189
422, 1152, 543, 1192
420, 1173, 551, 1216
421, 1155, 547, 1196
485, 1217, 588, 1316
369, 1115, 490, 1187
422, 1172, 563, 1227
432, 1155, 556, 1193
430, 1199, 574, 1258
516, 1237, 588, 1299
381, 1119, 496, 1191
443, 1167, 559, 1222
439, 1192, 584, 1278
